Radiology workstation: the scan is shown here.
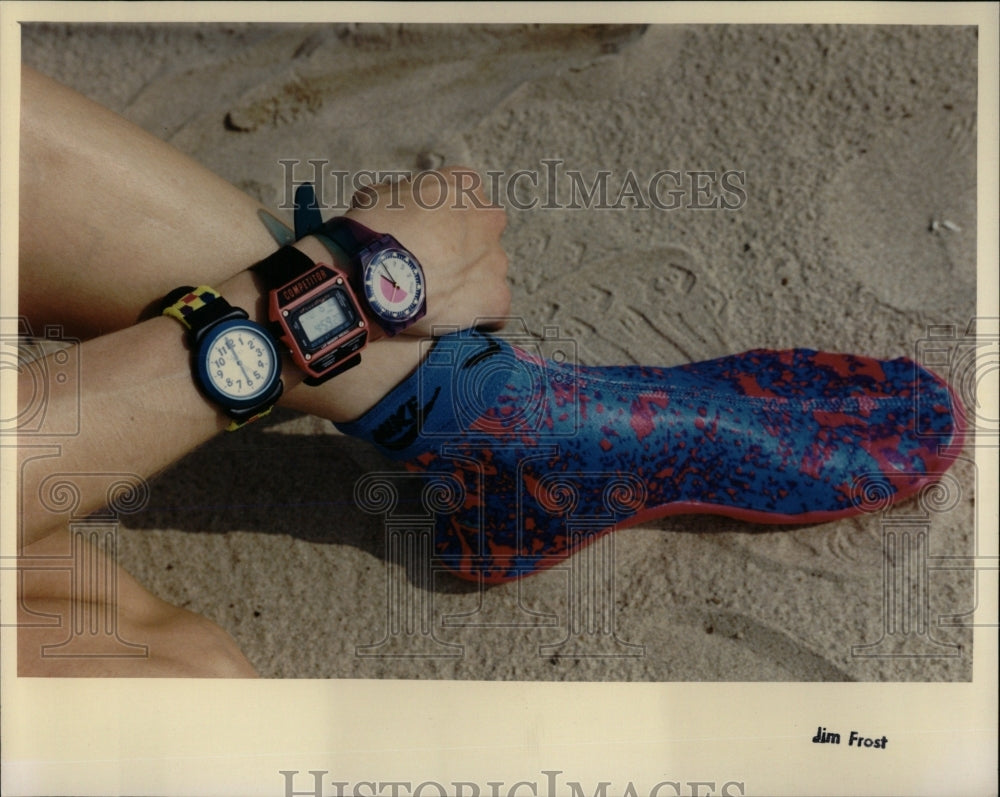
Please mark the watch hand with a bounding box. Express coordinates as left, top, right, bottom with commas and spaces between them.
379, 273, 407, 303
231, 345, 251, 382
380, 266, 400, 288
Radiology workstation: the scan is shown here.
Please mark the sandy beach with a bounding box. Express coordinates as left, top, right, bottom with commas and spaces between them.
19, 20, 979, 686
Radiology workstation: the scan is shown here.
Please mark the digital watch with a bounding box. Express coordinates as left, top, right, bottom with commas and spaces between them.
161, 285, 284, 430
251, 245, 369, 385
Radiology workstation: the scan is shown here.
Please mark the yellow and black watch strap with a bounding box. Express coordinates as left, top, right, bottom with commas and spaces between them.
162, 285, 231, 332
160, 285, 279, 432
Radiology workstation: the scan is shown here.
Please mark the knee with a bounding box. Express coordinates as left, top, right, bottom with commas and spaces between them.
152, 608, 259, 678
17, 598, 258, 678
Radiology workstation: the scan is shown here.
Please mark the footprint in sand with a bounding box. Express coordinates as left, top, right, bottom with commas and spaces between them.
818, 114, 976, 316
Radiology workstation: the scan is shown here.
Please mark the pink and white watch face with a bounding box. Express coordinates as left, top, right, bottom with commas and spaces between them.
363, 248, 425, 323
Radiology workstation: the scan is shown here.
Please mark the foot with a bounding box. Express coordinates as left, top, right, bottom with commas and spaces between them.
337, 329, 965, 583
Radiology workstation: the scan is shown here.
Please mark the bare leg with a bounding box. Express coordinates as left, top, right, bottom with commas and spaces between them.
16, 66, 509, 676
18, 532, 258, 677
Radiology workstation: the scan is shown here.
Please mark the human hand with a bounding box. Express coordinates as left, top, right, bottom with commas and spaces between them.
344, 166, 510, 336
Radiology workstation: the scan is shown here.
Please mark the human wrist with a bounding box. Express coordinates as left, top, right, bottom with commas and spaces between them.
231, 240, 430, 423
218, 268, 270, 326
265, 235, 388, 344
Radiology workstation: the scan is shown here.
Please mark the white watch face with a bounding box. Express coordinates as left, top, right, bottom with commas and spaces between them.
363, 248, 425, 322
201, 322, 279, 402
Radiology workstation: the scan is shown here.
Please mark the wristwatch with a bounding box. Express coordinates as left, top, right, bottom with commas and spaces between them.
161, 285, 283, 430
316, 217, 427, 337
251, 245, 369, 385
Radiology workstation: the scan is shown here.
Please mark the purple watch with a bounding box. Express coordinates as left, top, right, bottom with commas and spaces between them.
317, 218, 427, 337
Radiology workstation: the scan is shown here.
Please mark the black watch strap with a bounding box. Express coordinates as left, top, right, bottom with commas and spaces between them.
250, 245, 317, 289
289, 182, 380, 263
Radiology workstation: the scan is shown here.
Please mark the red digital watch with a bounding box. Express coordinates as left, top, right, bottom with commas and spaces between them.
252, 246, 368, 385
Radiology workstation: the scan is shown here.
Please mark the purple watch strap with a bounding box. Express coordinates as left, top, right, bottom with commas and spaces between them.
315, 217, 380, 263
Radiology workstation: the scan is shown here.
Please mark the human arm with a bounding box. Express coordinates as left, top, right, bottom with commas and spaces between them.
18, 66, 509, 543
19, 66, 508, 338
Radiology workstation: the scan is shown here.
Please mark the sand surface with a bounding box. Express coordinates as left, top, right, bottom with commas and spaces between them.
21, 22, 979, 681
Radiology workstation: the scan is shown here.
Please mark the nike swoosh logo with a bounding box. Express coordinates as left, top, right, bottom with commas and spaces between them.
372, 386, 442, 452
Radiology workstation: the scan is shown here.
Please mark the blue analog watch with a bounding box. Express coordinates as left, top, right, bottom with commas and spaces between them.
162, 285, 283, 430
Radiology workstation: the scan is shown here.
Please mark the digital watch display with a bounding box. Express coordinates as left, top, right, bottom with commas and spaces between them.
298, 293, 350, 343
268, 262, 368, 383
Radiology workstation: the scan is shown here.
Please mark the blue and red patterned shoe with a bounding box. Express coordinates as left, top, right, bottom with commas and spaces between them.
337, 329, 965, 583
